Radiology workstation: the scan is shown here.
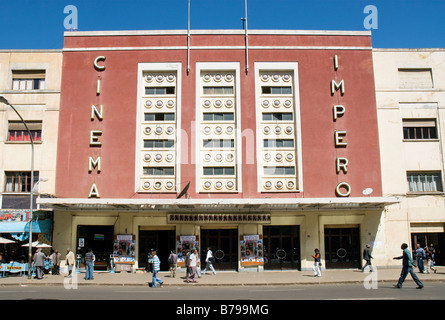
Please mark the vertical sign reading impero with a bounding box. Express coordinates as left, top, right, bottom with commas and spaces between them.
331, 55, 351, 197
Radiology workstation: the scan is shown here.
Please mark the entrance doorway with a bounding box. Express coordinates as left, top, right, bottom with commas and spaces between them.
139, 230, 176, 271
411, 233, 445, 266
201, 229, 238, 271
324, 227, 360, 269
76, 225, 114, 270
263, 226, 300, 270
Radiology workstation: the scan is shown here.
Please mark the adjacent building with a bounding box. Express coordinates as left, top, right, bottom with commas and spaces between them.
374, 48, 445, 266
0, 50, 62, 261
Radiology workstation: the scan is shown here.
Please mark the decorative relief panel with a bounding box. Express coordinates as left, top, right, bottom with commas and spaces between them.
258, 71, 298, 192
198, 70, 238, 193
139, 71, 178, 193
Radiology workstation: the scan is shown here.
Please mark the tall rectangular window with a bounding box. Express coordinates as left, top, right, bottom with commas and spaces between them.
4, 171, 39, 193
12, 70, 46, 90
403, 119, 437, 140
203, 86, 234, 95
7, 121, 42, 142
143, 139, 175, 149
203, 167, 235, 176
143, 167, 175, 176
145, 87, 175, 95
261, 86, 292, 94
263, 139, 294, 148
203, 139, 234, 148
262, 113, 293, 121
203, 113, 234, 121
407, 171, 443, 193
144, 113, 175, 121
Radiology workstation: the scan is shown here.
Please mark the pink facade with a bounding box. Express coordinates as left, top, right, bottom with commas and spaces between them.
56, 30, 382, 199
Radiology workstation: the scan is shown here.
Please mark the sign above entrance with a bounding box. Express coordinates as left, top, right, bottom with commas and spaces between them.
168, 213, 271, 224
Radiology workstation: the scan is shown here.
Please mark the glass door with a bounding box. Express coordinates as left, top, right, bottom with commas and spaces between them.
201, 229, 238, 271
324, 227, 360, 269
263, 226, 300, 270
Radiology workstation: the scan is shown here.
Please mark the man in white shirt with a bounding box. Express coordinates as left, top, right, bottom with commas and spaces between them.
202, 247, 216, 275
65, 248, 75, 278
186, 248, 198, 283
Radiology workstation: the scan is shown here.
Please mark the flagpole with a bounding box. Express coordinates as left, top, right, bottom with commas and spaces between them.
187, 0, 191, 75
243, 0, 249, 74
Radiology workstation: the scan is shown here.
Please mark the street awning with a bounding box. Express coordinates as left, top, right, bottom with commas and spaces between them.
0, 220, 52, 241
37, 197, 400, 212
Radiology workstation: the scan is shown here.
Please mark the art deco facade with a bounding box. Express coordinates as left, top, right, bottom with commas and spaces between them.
37, 29, 398, 272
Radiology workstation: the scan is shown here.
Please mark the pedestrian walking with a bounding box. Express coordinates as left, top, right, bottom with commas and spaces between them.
428, 244, 437, 273
185, 249, 191, 279
147, 249, 154, 273
415, 244, 426, 273
202, 247, 216, 275
312, 248, 321, 277
50, 249, 61, 275
195, 249, 202, 278
361, 244, 374, 272
33, 248, 47, 279
393, 243, 423, 289
151, 250, 163, 288
167, 250, 177, 278
84, 248, 95, 280
186, 248, 198, 283
425, 247, 436, 274
65, 248, 75, 278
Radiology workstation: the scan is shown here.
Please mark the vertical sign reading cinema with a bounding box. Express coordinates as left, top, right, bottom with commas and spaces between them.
331, 55, 350, 197
88, 56, 106, 198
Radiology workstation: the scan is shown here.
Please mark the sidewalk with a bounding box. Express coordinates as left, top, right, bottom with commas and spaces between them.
1, 266, 444, 287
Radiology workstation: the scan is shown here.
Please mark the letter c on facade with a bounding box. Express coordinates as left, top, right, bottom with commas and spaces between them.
94, 56, 106, 71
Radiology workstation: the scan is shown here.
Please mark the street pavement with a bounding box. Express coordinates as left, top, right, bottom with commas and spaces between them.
0, 266, 444, 287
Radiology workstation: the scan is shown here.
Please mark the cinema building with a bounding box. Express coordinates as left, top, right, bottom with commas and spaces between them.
39, 29, 398, 272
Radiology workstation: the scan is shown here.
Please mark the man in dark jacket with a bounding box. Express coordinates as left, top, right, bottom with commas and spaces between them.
185, 249, 191, 279
393, 243, 423, 289
33, 249, 47, 279
50, 249, 61, 275
168, 250, 178, 278
361, 244, 373, 272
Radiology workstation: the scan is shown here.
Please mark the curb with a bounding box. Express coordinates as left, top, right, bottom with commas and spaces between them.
1, 278, 444, 287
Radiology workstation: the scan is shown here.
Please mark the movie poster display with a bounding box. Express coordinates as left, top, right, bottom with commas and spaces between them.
176, 235, 198, 267
112, 234, 135, 272
240, 235, 263, 267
